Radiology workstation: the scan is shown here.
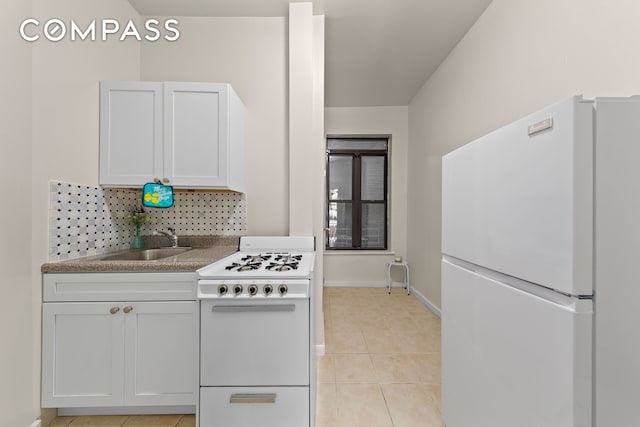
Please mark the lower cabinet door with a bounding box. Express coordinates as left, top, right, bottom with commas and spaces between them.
200, 387, 309, 427
42, 302, 125, 407
124, 301, 198, 406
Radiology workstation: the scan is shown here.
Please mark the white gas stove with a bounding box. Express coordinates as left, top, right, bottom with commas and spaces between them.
197, 236, 315, 298
196, 236, 315, 427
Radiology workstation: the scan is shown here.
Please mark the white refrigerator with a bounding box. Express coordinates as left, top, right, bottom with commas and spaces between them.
441, 96, 640, 427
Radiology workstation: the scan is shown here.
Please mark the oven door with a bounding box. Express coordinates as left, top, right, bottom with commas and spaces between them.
200, 299, 309, 386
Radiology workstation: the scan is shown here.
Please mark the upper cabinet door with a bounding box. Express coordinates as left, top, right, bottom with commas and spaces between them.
163, 82, 229, 188
99, 81, 163, 187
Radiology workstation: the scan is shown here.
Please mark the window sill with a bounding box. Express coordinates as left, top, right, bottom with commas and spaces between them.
324, 250, 394, 256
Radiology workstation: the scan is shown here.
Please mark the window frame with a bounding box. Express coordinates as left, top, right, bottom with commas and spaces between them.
325, 137, 389, 251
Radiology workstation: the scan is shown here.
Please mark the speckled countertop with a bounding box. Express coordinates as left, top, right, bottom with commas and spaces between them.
41, 236, 240, 273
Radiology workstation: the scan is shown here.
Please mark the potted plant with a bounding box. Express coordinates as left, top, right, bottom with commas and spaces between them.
127, 207, 150, 249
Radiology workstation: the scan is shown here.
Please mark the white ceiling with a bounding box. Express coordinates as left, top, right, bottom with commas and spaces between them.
128, 0, 492, 107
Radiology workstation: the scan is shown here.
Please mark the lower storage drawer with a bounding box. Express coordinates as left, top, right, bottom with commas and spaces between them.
199, 386, 309, 427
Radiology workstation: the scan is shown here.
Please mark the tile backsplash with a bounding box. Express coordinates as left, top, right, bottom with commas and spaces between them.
49, 180, 247, 261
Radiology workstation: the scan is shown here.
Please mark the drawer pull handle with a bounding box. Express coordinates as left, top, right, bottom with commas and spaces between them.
229, 393, 277, 404
212, 304, 295, 313
109, 307, 120, 315
123, 306, 133, 314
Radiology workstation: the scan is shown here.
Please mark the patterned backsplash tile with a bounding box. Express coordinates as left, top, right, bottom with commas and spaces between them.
49, 180, 246, 261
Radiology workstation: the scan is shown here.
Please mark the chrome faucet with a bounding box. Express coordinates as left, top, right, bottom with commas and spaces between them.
157, 227, 179, 248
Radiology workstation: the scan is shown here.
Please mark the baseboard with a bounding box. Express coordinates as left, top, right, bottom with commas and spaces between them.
411, 287, 441, 318
58, 405, 195, 416
324, 280, 406, 288
29, 420, 42, 427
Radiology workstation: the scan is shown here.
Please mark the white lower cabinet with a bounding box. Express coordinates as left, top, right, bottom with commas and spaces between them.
199, 387, 309, 427
41, 273, 198, 409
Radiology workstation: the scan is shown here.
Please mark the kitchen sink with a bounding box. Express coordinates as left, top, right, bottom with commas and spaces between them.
99, 247, 192, 261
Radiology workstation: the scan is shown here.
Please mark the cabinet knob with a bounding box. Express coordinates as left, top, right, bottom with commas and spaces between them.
123, 306, 133, 314
109, 306, 120, 315
162, 177, 170, 184
154, 177, 161, 183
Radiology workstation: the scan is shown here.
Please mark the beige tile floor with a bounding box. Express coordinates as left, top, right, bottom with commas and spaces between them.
47, 287, 442, 427
317, 286, 443, 427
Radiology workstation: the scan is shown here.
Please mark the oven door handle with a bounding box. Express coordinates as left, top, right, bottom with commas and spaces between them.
229, 393, 277, 404
211, 304, 296, 313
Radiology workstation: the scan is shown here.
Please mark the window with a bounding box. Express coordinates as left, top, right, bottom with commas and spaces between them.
326, 137, 388, 250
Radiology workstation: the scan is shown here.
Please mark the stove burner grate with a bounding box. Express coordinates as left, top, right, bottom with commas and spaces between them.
266, 262, 299, 272
241, 254, 272, 263
274, 254, 303, 263
225, 262, 262, 271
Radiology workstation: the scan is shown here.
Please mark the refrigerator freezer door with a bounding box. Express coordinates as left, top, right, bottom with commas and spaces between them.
442, 258, 592, 427
442, 96, 593, 296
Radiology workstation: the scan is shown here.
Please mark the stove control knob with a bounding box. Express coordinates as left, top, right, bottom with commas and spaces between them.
278, 284, 288, 296
217, 284, 228, 296
263, 284, 273, 296
248, 284, 258, 296
233, 284, 243, 295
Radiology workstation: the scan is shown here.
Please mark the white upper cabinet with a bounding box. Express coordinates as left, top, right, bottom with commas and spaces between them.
100, 81, 245, 191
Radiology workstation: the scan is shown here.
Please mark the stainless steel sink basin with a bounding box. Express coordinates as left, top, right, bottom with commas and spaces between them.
99, 247, 192, 261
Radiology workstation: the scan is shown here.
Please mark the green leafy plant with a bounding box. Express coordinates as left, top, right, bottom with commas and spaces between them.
127, 207, 150, 227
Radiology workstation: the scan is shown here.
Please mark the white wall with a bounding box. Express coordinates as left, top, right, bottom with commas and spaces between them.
29, 0, 141, 421
407, 0, 640, 309
286, 4, 326, 349
312, 14, 326, 348
0, 0, 34, 424
324, 106, 409, 285
140, 17, 289, 236
289, 3, 315, 236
